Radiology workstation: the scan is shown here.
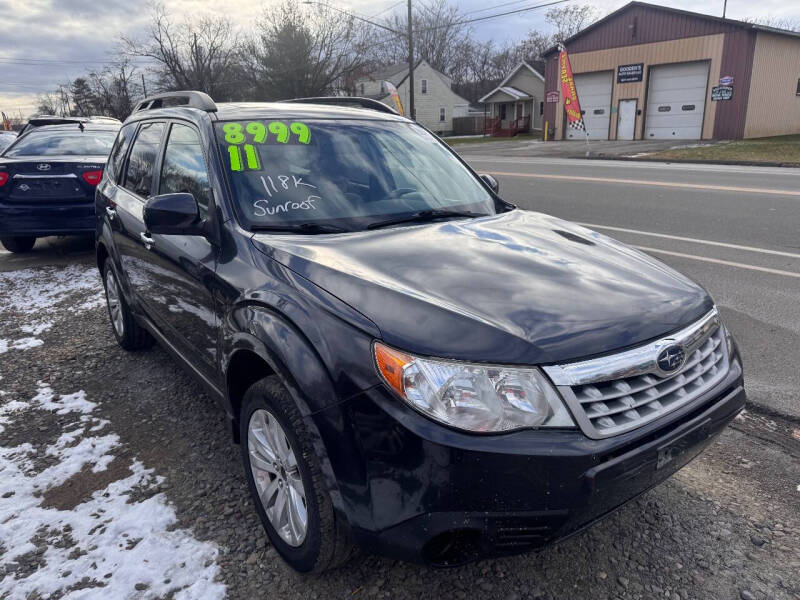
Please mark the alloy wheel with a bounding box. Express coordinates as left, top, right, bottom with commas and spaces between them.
105, 269, 124, 337
247, 409, 308, 546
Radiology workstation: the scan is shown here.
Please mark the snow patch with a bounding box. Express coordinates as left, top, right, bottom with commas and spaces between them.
0, 265, 105, 353
0, 337, 44, 354
32, 383, 97, 415
20, 321, 53, 335
0, 264, 103, 315
0, 384, 226, 600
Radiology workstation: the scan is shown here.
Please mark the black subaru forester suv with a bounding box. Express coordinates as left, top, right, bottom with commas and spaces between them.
96, 91, 745, 572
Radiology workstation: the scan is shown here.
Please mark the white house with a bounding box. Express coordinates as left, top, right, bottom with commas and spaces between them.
479, 62, 545, 135
355, 59, 470, 135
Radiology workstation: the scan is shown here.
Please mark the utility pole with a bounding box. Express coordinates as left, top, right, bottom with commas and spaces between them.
722, 0, 727, 18
407, 0, 415, 120
141, 73, 148, 98
302, 0, 414, 118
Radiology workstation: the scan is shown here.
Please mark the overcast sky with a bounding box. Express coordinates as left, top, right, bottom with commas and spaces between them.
1, 0, 797, 116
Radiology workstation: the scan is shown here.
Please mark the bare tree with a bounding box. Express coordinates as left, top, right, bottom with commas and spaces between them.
373, 0, 473, 79
243, 2, 372, 100
742, 16, 800, 32
546, 4, 600, 44
86, 60, 143, 120
36, 93, 61, 116
123, 4, 242, 99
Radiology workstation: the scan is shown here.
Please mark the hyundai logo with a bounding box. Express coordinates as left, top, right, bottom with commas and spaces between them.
657, 345, 686, 373
37, 163, 51, 171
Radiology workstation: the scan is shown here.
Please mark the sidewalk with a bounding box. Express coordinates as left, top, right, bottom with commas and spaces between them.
453, 138, 710, 158
452, 137, 800, 167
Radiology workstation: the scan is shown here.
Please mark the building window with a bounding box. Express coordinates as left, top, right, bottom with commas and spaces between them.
421, 79, 428, 94
500, 104, 507, 120
439, 107, 445, 122
539, 101, 544, 115
359, 83, 365, 95
796, 78, 800, 95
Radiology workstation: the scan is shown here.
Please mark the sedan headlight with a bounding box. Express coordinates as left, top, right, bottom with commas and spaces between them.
374, 342, 575, 433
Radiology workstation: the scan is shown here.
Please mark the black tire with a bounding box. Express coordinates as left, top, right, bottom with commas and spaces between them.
102, 261, 153, 351
0, 236, 36, 253
240, 376, 354, 573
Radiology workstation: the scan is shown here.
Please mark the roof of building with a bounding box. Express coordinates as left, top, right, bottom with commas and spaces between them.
478, 62, 544, 103
368, 62, 410, 83
543, 1, 800, 57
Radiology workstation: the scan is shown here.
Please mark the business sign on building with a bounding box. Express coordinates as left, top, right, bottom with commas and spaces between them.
720, 75, 734, 86
711, 85, 733, 101
546, 91, 559, 103
617, 63, 644, 83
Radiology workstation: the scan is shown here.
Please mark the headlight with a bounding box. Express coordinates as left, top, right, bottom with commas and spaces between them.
374, 342, 575, 433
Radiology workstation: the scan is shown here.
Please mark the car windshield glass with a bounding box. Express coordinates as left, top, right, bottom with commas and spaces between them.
4, 129, 117, 157
214, 119, 496, 231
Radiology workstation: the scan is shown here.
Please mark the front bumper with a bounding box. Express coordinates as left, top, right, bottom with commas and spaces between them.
0, 200, 94, 236
312, 356, 744, 565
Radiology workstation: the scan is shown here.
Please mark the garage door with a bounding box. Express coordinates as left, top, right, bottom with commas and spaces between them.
645, 62, 710, 139
566, 71, 612, 140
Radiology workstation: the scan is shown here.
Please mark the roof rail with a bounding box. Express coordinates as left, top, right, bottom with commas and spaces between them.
280, 96, 399, 115
133, 91, 217, 113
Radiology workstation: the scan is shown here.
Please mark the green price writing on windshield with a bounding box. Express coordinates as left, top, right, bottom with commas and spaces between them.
228, 144, 261, 172
224, 121, 310, 172
223, 121, 311, 146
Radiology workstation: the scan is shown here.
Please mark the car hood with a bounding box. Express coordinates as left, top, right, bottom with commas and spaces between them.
251, 210, 713, 365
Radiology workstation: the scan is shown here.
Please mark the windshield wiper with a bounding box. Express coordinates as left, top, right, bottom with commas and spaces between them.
250, 223, 350, 234
365, 209, 487, 230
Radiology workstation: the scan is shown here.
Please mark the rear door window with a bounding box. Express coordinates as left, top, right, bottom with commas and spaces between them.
123, 122, 165, 198
158, 123, 213, 219
108, 123, 138, 183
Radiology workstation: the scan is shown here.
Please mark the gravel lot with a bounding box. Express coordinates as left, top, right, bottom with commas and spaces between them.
1, 240, 798, 600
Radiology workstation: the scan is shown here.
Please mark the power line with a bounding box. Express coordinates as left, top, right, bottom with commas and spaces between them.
369, 0, 404, 19
0, 57, 156, 66
463, 0, 551, 17
417, 0, 572, 32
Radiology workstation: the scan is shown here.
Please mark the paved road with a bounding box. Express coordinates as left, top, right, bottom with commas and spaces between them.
463, 155, 800, 420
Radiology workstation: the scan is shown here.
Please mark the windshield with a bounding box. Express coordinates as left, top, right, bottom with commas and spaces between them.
215, 119, 497, 231
4, 128, 117, 157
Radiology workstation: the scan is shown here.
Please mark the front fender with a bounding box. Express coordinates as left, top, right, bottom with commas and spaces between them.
223, 305, 338, 417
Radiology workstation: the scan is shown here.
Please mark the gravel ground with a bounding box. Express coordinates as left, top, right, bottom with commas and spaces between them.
1, 245, 798, 600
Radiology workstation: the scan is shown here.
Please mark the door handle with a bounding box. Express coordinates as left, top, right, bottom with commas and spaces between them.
140, 232, 155, 250
105, 206, 116, 220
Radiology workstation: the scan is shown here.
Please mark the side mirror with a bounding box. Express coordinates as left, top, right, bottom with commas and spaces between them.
479, 173, 499, 194
143, 193, 202, 235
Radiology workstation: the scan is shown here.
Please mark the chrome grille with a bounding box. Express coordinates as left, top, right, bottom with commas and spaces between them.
543, 308, 730, 439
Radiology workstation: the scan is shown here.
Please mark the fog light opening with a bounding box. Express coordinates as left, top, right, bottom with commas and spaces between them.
422, 529, 482, 567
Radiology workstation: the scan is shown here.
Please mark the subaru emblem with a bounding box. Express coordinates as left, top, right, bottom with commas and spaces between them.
37, 163, 51, 171
657, 345, 686, 373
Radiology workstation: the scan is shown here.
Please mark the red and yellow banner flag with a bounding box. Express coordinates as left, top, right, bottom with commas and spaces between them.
1, 112, 11, 131
558, 46, 585, 132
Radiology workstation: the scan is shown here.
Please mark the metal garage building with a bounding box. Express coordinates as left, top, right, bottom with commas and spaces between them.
543, 2, 800, 140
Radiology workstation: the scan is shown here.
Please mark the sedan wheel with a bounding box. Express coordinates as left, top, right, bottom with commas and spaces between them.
248, 408, 308, 547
